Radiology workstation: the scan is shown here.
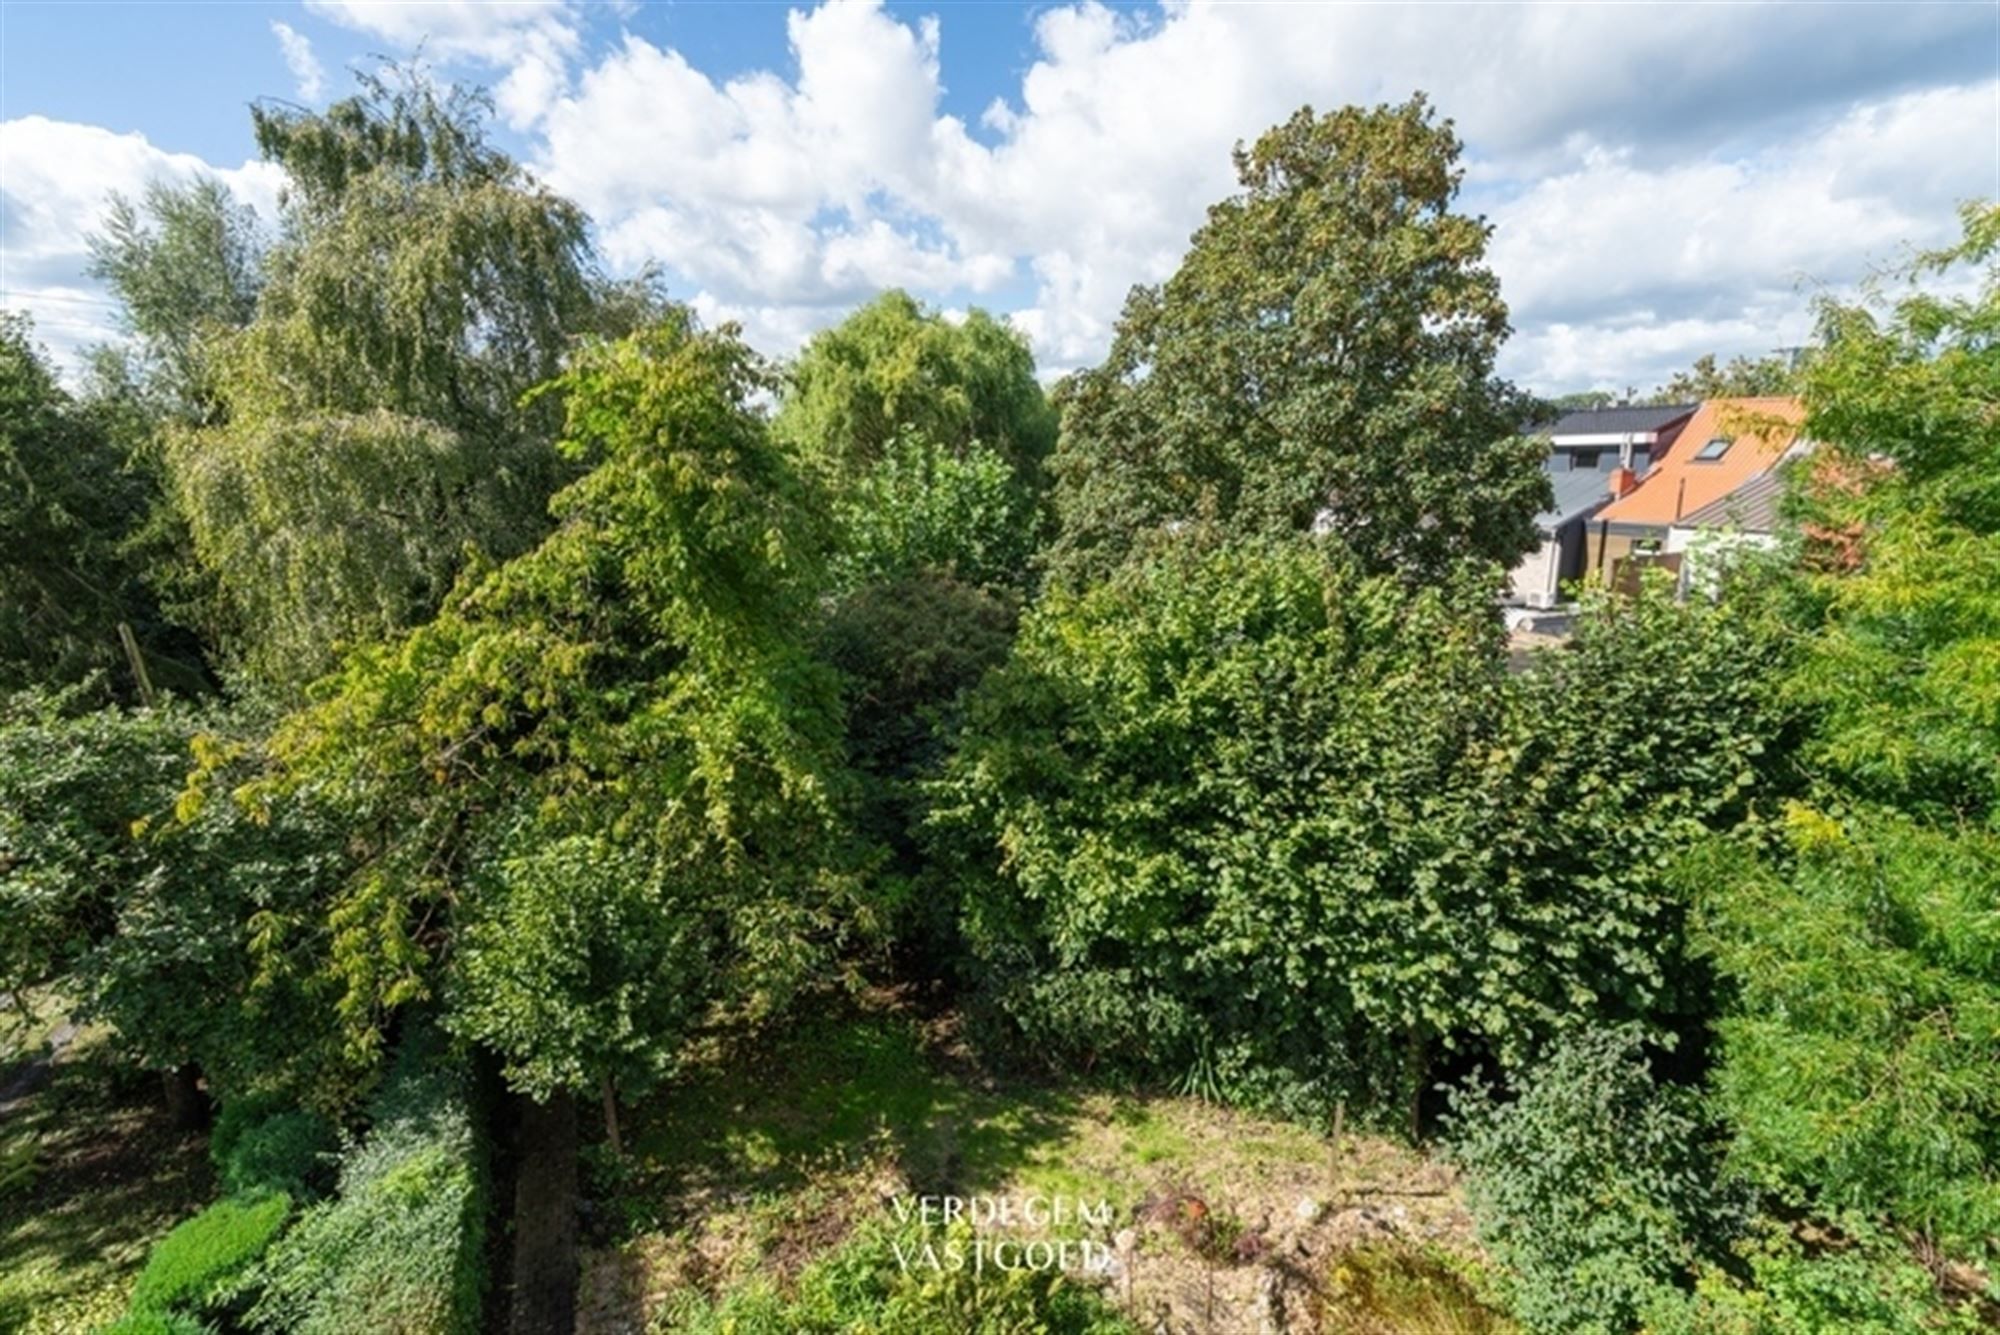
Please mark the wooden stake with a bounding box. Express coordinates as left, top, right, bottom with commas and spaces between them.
117, 622, 155, 707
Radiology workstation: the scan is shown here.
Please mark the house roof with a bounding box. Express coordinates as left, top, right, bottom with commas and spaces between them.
1538, 403, 1698, 440
1536, 459, 1616, 530
1674, 467, 1789, 534
1595, 397, 1805, 528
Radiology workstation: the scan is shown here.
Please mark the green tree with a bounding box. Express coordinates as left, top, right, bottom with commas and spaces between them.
0, 316, 202, 697
776, 290, 1055, 486
234, 316, 862, 1114
1649, 352, 1797, 405
164, 68, 608, 691
1687, 204, 2000, 1258
88, 176, 263, 422
1044, 97, 1548, 588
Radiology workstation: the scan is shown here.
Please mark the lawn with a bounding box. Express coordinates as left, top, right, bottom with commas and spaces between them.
0, 1005, 211, 1335
578, 994, 1513, 1334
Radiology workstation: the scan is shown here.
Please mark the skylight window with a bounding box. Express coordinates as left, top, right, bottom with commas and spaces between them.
1693, 436, 1733, 461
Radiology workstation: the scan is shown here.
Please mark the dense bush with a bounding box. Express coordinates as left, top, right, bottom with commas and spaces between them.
1689, 812, 2000, 1252
1448, 1027, 1746, 1335
128, 1191, 292, 1317
0, 687, 344, 1096
936, 541, 1784, 1112
657, 1217, 1132, 1335
210, 1097, 337, 1199
827, 430, 1041, 595
822, 569, 1019, 969
1644, 1214, 1990, 1335
247, 1032, 488, 1335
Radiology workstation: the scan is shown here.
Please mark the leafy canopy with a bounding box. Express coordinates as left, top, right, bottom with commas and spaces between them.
163, 68, 608, 690
1045, 96, 1548, 588
238, 316, 862, 1101
776, 289, 1055, 486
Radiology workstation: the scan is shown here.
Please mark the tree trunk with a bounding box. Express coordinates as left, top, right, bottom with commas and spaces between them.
162, 1064, 207, 1132
508, 1088, 578, 1335
600, 1075, 624, 1159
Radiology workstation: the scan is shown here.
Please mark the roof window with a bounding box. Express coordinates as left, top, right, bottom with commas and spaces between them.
1692, 436, 1733, 462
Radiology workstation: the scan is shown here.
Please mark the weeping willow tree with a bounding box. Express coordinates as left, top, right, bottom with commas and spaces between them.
164, 68, 611, 692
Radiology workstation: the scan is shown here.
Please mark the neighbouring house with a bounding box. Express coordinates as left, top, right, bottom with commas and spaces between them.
1666, 464, 1795, 597
1585, 396, 1806, 584
1506, 403, 1696, 608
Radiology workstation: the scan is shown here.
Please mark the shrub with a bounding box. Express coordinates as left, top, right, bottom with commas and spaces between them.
128, 1191, 292, 1317
246, 1030, 487, 1335
934, 544, 1784, 1113
1690, 812, 2000, 1254
211, 1097, 336, 1199
1447, 1027, 1747, 1335
1642, 1213, 1990, 1335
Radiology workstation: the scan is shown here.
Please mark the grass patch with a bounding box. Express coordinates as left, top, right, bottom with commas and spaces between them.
1321, 1243, 1516, 1335
583, 997, 1484, 1335
0, 1031, 212, 1334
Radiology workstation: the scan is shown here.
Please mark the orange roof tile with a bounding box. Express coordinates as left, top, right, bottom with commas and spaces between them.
1596, 397, 1805, 527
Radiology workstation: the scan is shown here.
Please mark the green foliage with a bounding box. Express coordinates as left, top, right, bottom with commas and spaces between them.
822, 569, 1017, 965
1643, 1213, 1990, 1335
0, 686, 347, 1095
829, 429, 1041, 593
1045, 97, 1547, 588
0, 317, 194, 698
87, 176, 262, 422
656, 1215, 1133, 1335
1690, 813, 2000, 1250
936, 544, 1782, 1109
1649, 353, 1796, 405
0, 686, 198, 1003
241, 317, 861, 1102
129, 1192, 291, 1318
247, 1030, 487, 1335
211, 1098, 337, 1200
777, 289, 1056, 486
1686, 205, 2000, 1264
95, 1312, 214, 1335
166, 67, 605, 690
1448, 1028, 1746, 1335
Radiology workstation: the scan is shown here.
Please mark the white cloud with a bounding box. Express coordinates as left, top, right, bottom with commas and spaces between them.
0, 117, 282, 365
272, 20, 327, 103
1489, 80, 1998, 390
3, 1, 1992, 389
531, 0, 1996, 382
304, 0, 582, 128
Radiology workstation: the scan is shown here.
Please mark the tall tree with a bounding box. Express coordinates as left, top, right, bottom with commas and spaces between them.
230, 315, 863, 1113
1045, 97, 1548, 588
164, 68, 607, 691
88, 176, 263, 423
0, 315, 201, 696
776, 290, 1055, 487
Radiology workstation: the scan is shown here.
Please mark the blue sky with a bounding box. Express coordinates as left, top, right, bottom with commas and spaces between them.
3, 1, 1996, 392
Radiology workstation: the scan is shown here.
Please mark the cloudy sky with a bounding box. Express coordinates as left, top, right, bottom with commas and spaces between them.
2, 0, 1995, 394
